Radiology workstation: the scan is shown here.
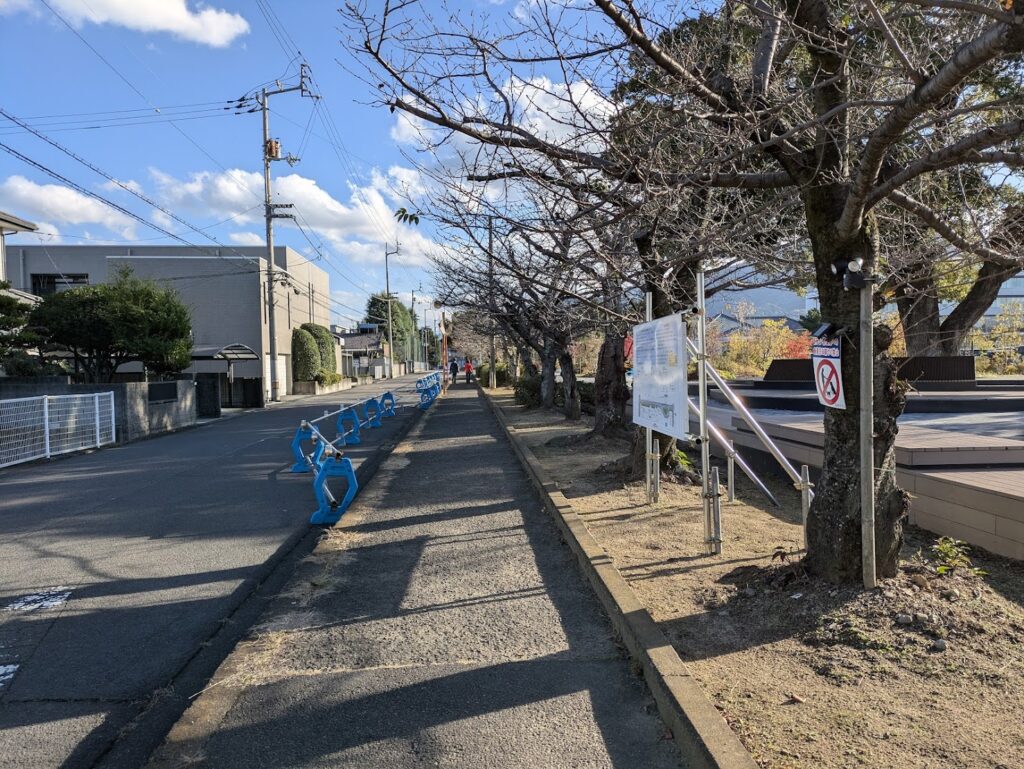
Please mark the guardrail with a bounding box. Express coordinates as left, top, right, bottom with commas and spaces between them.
289, 373, 443, 525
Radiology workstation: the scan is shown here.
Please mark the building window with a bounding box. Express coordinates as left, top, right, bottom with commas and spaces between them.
31, 273, 89, 295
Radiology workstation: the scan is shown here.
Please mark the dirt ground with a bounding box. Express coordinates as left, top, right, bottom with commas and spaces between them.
491, 390, 1024, 769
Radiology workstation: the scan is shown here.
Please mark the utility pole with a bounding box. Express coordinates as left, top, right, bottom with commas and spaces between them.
259, 63, 315, 401
487, 216, 497, 390
384, 243, 398, 379
410, 287, 417, 371
422, 308, 429, 368
859, 272, 877, 589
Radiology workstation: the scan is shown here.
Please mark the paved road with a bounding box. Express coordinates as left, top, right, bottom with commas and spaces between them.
157, 384, 680, 769
0, 377, 422, 769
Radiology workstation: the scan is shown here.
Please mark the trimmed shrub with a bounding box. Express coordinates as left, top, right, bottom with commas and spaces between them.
577, 381, 595, 415
476, 361, 511, 387
301, 323, 336, 373
315, 370, 343, 386
292, 327, 321, 381
513, 374, 564, 409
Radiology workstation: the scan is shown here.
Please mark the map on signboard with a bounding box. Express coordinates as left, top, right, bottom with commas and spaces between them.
631, 313, 688, 439
812, 337, 846, 409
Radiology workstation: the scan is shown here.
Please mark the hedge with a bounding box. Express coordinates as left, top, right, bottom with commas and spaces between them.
476, 361, 511, 387
292, 327, 321, 381
301, 322, 336, 373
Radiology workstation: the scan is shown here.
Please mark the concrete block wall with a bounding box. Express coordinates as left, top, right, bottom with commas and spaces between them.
0, 379, 196, 445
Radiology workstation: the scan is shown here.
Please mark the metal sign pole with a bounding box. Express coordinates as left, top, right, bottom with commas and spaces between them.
696, 271, 718, 554
861, 278, 877, 588
644, 292, 654, 504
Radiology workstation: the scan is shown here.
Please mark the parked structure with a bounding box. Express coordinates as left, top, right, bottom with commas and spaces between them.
3, 245, 332, 404
0, 211, 40, 307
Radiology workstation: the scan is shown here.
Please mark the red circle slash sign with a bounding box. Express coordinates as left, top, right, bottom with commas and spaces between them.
817, 359, 841, 406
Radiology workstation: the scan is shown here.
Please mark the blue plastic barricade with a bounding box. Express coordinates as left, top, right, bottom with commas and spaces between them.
310, 453, 358, 524
292, 389, 404, 523
364, 397, 384, 427
337, 406, 361, 445
290, 422, 318, 473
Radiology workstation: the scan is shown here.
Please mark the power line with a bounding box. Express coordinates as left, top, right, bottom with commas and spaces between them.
1, 110, 261, 273
0, 112, 234, 137
21, 100, 232, 120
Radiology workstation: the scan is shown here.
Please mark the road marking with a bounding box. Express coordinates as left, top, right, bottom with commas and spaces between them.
4, 587, 72, 612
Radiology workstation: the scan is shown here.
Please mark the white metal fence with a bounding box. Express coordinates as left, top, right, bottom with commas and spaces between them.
0, 392, 116, 469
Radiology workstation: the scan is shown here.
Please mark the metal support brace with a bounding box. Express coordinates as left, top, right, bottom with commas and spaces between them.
652, 439, 661, 503
710, 466, 723, 554
798, 464, 813, 550
726, 440, 736, 502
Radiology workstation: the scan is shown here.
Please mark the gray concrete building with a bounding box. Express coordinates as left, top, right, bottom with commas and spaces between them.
3, 244, 332, 401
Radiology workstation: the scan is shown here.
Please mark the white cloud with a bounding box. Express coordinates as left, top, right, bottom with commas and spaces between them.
32, 221, 61, 241
0, 0, 34, 15
390, 110, 428, 145
228, 231, 265, 246
0, 175, 136, 238
27, 0, 249, 47
101, 178, 143, 195
150, 166, 441, 267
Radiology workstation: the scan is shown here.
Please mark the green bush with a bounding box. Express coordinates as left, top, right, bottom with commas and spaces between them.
577, 381, 595, 414
292, 327, 321, 381
476, 361, 511, 387
301, 323, 336, 373
513, 374, 541, 407
513, 374, 564, 408
315, 369, 343, 386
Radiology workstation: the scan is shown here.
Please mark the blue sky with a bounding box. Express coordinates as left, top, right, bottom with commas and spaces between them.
0, 0, 498, 328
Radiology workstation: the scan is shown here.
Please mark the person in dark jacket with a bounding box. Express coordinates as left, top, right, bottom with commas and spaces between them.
449, 359, 459, 381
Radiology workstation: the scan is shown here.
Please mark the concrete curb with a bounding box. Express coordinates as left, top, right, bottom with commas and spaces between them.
479, 389, 759, 769
141, 402, 429, 769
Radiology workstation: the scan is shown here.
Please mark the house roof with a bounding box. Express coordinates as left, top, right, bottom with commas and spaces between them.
0, 211, 38, 234
336, 332, 382, 353
191, 343, 260, 361
0, 286, 41, 305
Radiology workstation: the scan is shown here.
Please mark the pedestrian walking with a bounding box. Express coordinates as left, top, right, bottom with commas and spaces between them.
449, 358, 459, 381
464, 359, 475, 384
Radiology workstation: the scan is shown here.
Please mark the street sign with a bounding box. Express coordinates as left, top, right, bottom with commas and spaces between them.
632, 313, 688, 439
812, 337, 846, 409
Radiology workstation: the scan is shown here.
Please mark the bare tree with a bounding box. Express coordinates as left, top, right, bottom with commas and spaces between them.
341, 0, 1023, 581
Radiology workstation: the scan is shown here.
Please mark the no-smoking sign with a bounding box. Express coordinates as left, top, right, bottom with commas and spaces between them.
812, 337, 846, 409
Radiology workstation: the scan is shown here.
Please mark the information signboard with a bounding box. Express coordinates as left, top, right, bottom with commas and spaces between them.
631, 313, 688, 439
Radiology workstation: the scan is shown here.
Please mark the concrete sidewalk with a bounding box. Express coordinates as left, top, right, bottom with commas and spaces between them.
0, 377, 422, 769
150, 384, 680, 769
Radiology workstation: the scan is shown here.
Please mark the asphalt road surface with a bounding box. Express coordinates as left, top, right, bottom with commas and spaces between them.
0, 377, 421, 769
153, 383, 681, 769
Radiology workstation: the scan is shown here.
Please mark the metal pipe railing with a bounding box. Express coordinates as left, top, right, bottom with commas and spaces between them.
686, 337, 811, 498
687, 398, 780, 507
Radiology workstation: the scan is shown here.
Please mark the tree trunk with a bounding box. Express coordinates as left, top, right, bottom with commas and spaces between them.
894, 264, 942, 357
592, 330, 630, 436
517, 342, 539, 379
937, 256, 1017, 355
540, 336, 557, 409
804, 202, 908, 583
559, 349, 580, 420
